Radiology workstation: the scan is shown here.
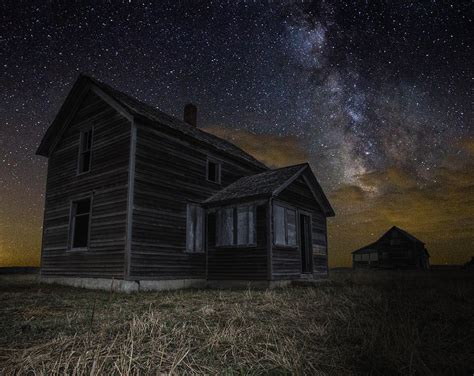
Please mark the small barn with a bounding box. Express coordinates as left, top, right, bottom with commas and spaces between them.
352, 226, 430, 270
463, 257, 474, 270
36, 74, 335, 291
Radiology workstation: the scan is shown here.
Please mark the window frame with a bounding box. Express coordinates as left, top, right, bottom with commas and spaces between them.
185, 203, 204, 254
370, 252, 379, 261
68, 195, 93, 251
216, 204, 256, 248
77, 126, 94, 175
206, 157, 222, 184
273, 202, 298, 248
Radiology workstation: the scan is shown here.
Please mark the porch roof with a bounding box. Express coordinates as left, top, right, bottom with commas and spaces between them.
204, 163, 335, 216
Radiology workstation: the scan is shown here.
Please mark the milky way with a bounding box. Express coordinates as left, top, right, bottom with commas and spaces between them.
1, 1, 472, 266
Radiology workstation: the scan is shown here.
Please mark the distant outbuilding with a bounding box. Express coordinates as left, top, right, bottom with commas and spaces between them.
352, 226, 430, 270
463, 257, 474, 270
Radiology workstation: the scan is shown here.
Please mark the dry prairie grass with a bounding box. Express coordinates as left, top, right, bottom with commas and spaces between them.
0, 271, 473, 375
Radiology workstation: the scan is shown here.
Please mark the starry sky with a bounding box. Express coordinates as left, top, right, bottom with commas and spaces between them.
1, 1, 472, 267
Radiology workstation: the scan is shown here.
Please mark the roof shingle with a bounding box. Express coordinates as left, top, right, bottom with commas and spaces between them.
86, 75, 267, 169
204, 164, 307, 204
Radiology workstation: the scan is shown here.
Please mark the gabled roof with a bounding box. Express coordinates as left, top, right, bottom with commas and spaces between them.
351, 242, 378, 254
390, 226, 424, 244
204, 163, 335, 216
36, 74, 267, 169
352, 226, 426, 254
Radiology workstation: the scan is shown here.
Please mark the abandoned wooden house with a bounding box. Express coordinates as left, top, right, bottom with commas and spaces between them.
36, 74, 335, 291
352, 226, 430, 270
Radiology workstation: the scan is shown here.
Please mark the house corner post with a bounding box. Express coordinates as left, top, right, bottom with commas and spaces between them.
125, 118, 137, 279
39, 165, 50, 277
267, 198, 273, 281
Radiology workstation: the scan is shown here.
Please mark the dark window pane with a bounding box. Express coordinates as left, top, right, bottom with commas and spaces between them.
208, 161, 217, 181
186, 205, 195, 252
208, 212, 216, 245
80, 151, 91, 173
195, 206, 203, 252
81, 129, 92, 152
73, 214, 90, 248
287, 209, 297, 246
237, 206, 249, 245
186, 204, 203, 252
248, 207, 255, 244
81, 132, 87, 152
79, 129, 92, 173
274, 205, 285, 245
218, 207, 234, 245
86, 130, 92, 149
76, 199, 91, 214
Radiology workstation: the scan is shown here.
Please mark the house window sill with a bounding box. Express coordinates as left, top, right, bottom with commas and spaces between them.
216, 244, 257, 249
273, 244, 298, 250
67, 248, 89, 253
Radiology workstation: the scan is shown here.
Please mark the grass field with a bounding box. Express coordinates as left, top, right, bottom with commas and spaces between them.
1, 271, 473, 375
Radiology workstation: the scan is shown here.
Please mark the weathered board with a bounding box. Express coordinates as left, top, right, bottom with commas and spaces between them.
206, 205, 268, 280
129, 122, 264, 279
272, 173, 328, 280
41, 91, 131, 278
39, 76, 334, 283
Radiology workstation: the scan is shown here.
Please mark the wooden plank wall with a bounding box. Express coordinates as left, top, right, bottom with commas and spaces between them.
130, 123, 264, 279
353, 230, 429, 270
272, 173, 328, 280
375, 236, 425, 269
206, 205, 268, 280
41, 91, 130, 278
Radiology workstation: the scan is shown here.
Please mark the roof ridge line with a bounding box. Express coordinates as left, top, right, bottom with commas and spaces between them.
81, 75, 267, 169
249, 162, 308, 175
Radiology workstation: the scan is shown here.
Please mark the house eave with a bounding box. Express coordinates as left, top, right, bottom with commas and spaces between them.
203, 194, 270, 208
272, 164, 335, 217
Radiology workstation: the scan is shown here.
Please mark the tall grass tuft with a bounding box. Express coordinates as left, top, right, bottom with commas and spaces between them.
1, 270, 473, 375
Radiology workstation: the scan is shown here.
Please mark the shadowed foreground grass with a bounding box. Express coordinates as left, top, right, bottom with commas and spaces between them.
0, 271, 473, 375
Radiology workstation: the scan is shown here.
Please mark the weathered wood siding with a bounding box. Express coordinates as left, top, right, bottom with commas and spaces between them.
130, 122, 264, 279
378, 241, 417, 269
272, 174, 328, 280
206, 205, 268, 280
41, 91, 130, 278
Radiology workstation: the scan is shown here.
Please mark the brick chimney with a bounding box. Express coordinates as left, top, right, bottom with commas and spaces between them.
184, 103, 197, 127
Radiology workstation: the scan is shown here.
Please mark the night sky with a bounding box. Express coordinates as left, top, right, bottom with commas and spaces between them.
1, 1, 472, 267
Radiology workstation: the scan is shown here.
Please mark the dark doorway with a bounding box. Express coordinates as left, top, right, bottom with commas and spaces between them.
299, 214, 312, 273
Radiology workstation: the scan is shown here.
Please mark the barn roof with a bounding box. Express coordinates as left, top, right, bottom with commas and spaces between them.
391, 226, 424, 244
351, 242, 378, 254
204, 163, 335, 216
36, 74, 267, 169
352, 226, 426, 254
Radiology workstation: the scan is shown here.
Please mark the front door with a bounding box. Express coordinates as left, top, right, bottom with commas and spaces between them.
300, 214, 313, 273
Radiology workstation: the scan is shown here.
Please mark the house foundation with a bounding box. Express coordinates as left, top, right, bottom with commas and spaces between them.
40, 276, 314, 292
40, 276, 206, 293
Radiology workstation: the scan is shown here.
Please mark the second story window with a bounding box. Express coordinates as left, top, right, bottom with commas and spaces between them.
207, 159, 221, 183
78, 128, 93, 174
